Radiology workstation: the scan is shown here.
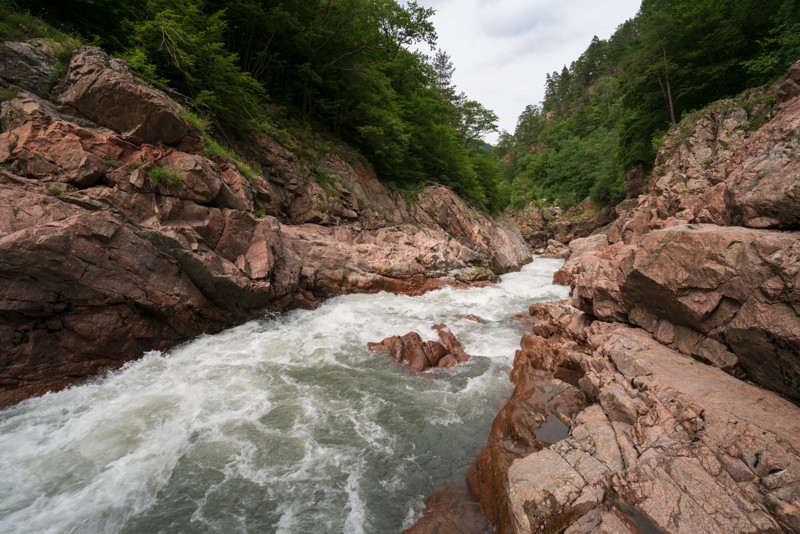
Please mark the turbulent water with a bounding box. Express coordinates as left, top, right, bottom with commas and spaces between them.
0, 258, 567, 534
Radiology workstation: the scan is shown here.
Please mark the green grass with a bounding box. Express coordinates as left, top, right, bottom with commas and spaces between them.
314, 170, 342, 198
147, 166, 183, 186
0, 87, 17, 101
179, 109, 261, 181
45, 185, 62, 196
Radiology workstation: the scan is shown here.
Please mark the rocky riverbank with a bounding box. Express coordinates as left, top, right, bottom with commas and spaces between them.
461, 61, 800, 532
0, 44, 530, 408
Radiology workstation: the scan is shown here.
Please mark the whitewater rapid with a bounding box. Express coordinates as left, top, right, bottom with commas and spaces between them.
0, 257, 568, 533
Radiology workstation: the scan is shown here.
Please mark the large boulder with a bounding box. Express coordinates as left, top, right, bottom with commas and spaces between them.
56, 47, 193, 145
619, 225, 800, 399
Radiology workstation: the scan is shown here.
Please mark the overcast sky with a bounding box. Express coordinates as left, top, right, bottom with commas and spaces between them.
414, 0, 641, 143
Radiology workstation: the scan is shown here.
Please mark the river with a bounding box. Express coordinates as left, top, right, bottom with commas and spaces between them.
0, 257, 567, 534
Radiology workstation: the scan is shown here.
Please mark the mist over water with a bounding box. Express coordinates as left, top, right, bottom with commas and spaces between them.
0, 258, 567, 534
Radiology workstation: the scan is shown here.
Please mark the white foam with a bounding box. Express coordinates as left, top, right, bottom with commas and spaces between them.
0, 256, 566, 533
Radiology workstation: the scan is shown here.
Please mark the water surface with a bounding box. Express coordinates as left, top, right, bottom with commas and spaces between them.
0, 258, 568, 533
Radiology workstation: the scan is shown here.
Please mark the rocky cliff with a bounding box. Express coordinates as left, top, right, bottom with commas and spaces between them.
466, 61, 800, 532
0, 44, 530, 408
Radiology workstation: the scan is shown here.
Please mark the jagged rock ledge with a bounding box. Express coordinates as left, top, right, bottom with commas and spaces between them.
447, 60, 800, 533
0, 45, 531, 408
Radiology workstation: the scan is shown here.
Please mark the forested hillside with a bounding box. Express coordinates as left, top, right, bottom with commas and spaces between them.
498, 0, 800, 209
5, 0, 503, 209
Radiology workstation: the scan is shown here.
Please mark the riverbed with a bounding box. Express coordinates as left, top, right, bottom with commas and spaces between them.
0, 258, 567, 533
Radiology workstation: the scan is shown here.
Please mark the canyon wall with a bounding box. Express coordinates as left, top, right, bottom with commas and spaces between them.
0, 45, 530, 408
468, 61, 800, 533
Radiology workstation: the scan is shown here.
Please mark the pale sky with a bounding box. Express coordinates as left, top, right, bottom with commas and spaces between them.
414, 0, 642, 143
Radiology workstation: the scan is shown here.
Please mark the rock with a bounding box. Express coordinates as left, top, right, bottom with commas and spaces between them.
570, 242, 636, 322
543, 239, 570, 259
725, 90, 800, 229
623, 162, 647, 198
416, 186, 531, 274
553, 233, 608, 286
401, 483, 490, 534
470, 306, 800, 533
506, 203, 560, 248
369, 324, 470, 372
467, 309, 589, 527
0, 40, 58, 97
619, 225, 800, 399
777, 59, 800, 105
438, 355, 458, 368
433, 323, 470, 363
56, 47, 193, 145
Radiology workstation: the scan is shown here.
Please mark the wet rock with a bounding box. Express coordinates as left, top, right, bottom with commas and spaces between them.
402, 483, 490, 534
368, 324, 471, 372
433, 323, 470, 363
467, 307, 589, 526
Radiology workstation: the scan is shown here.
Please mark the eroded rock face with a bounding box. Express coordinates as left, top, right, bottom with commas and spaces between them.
0, 40, 58, 97
472, 62, 800, 534
468, 303, 800, 534
55, 47, 194, 145
725, 89, 800, 229
0, 46, 531, 407
508, 198, 613, 252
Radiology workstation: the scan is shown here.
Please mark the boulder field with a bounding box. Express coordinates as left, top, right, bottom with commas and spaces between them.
458, 61, 800, 533
0, 45, 531, 408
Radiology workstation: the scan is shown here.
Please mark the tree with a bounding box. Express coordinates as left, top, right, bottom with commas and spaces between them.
456, 98, 498, 147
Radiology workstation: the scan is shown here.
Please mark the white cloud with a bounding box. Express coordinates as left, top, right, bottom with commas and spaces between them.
414, 0, 641, 142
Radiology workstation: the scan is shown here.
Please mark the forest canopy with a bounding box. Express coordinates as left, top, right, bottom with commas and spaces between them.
8, 0, 800, 213
497, 0, 800, 209
11, 0, 504, 210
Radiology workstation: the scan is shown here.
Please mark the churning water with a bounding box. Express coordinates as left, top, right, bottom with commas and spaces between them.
0, 258, 567, 534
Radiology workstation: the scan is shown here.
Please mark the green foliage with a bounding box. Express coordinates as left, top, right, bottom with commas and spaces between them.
502, 0, 796, 212
180, 109, 260, 180
0, 87, 18, 101
147, 165, 183, 186
13, 0, 504, 209
45, 185, 63, 196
